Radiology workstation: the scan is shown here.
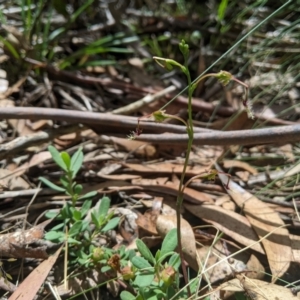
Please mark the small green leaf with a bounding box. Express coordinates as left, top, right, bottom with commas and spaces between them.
69, 221, 82, 236
133, 273, 155, 287
81, 200, 92, 217
45, 210, 59, 219
155, 249, 161, 261
101, 217, 120, 232
39, 177, 66, 192
45, 231, 65, 241
160, 228, 177, 258
59, 175, 70, 189
136, 239, 155, 264
72, 209, 81, 221
61, 202, 72, 218
101, 265, 111, 273
67, 237, 81, 244
60, 151, 71, 169
128, 249, 136, 260
81, 220, 90, 232
48, 27, 65, 42
48, 145, 68, 171
131, 256, 152, 269
98, 197, 110, 218
70, 147, 83, 178
120, 291, 136, 300
0, 36, 20, 59
168, 253, 181, 270
51, 223, 65, 231
78, 190, 97, 201
217, 0, 229, 21
91, 211, 100, 228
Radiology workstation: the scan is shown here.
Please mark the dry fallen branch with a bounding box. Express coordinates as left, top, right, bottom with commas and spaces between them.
0, 107, 300, 146
137, 125, 300, 146
0, 107, 209, 134
0, 220, 51, 259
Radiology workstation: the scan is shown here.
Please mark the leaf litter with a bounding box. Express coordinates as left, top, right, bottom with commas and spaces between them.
0, 1, 300, 299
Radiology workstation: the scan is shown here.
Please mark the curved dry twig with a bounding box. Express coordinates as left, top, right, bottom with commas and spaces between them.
137, 125, 300, 146
0, 107, 212, 134
0, 107, 299, 146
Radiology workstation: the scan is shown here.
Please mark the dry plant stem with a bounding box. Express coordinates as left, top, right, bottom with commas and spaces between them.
0, 107, 210, 134
1, 108, 300, 145
136, 125, 300, 145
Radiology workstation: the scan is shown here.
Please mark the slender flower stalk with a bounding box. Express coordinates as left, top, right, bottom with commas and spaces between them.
129, 40, 250, 297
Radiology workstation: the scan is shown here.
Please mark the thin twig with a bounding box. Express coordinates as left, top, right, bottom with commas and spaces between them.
0, 107, 299, 146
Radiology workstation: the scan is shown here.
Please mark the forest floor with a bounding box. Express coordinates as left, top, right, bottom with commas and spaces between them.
0, 1, 300, 299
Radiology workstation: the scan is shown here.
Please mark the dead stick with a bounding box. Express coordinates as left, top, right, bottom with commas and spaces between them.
0, 107, 300, 145
137, 125, 300, 145
0, 107, 213, 133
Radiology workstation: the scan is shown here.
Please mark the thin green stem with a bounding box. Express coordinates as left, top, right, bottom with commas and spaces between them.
176, 68, 193, 297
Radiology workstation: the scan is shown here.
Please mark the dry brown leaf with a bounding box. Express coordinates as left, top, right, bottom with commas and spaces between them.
136, 197, 163, 236
246, 254, 265, 280
197, 242, 247, 284
184, 203, 264, 254
223, 159, 258, 174
124, 162, 207, 177
0, 169, 30, 191
215, 194, 236, 211
97, 174, 141, 180
97, 163, 122, 175
290, 234, 300, 263
0, 75, 27, 100
12, 151, 52, 177
132, 178, 214, 204
216, 163, 292, 280
136, 211, 159, 236
156, 214, 198, 271
9, 119, 36, 137
0, 277, 16, 293
8, 246, 62, 300
26, 119, 52, 131
0, 100, 36, 136
218, 275, 299, 300
111, 137, 156, 158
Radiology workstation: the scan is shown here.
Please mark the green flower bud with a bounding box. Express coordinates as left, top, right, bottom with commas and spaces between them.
92, 247, 104, 262
121, 266, 135, 281
215, 70, 233, 86
160, 266, 176, 287
153, 57, 185, 72
179, 40, 189, 59
152, 110, 169, 123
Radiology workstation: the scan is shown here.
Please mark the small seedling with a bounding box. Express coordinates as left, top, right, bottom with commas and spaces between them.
39, 145, 120, 266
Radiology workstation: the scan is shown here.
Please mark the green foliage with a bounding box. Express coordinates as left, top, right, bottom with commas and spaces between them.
0, 1, 137, 69
120, 228, 191, 300
40, 145, 120, 268
217, 0, 229, 21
